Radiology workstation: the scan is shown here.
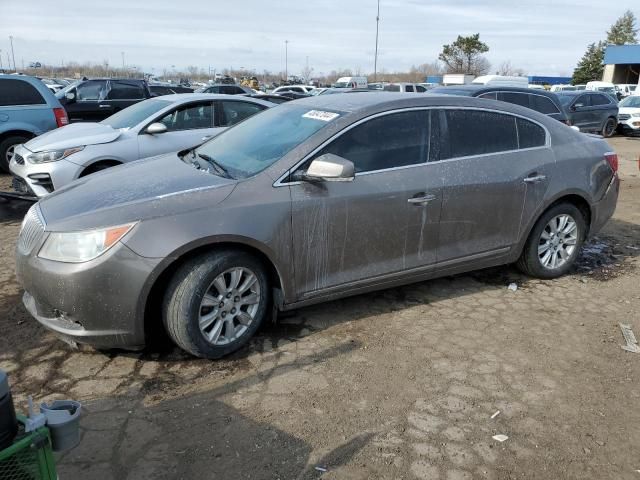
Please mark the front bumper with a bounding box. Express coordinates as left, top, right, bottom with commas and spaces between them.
16, 239, 163, 350
617, 117, 640, 134
9, 144, 84, 198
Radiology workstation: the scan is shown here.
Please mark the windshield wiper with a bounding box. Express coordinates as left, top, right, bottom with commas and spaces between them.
197, 153, 234, 179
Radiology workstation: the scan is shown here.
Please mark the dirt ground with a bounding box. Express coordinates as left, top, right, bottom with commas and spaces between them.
1, 137, 639, 480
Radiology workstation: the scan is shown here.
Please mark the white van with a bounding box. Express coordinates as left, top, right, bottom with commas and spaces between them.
616, 84, 637, 98
585, 81, 617, 97
333, 76, 368, 89
472, 75, 529, 87
442, 74, 475, 86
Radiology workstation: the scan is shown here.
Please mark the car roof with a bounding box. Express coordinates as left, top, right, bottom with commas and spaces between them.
430, 85, 559, 98
555, 91, 590, 96
290, 91, 558, 120
152, 93, 275, 107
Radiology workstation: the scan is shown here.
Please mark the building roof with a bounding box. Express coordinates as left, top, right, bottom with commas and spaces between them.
604, 45, 640, 65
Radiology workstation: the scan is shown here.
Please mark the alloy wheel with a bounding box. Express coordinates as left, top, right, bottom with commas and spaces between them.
5, 144, 17, 165
198, 267, 261, 346
537, 214, 578, 269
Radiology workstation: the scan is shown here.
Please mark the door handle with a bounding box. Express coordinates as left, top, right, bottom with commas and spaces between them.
523, 174, 547, 184
98, 104, 111, 108
408, 194, 436, 205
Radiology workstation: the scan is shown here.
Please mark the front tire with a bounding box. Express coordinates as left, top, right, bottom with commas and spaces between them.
163, 250, 270, 359
0, 135, 30, 173
517, 203, 586, 279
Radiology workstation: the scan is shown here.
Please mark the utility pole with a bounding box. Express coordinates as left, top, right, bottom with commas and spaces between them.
374, 0, 380, 82
121, 51, 125, 71
0, 50, 3, 71
9, 35, 16, 71
285, 40, 289, 82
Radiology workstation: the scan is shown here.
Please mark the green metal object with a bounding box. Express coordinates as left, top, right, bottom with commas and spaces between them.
0, 415, 57, 480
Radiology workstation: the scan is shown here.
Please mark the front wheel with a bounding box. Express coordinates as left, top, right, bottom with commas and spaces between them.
601, 117, 617, 138
163, 250, 270, 359
517, 203, 586, 279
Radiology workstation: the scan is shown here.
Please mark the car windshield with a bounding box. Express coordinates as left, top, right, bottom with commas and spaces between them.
101, 99, 172, 129
193, 104, 343, 179
620, 96, 640, 108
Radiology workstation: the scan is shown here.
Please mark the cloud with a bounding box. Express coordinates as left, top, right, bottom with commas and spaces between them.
1, 0, 637, 76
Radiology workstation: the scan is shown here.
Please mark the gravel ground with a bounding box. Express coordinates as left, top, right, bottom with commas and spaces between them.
1, 136, 639, 480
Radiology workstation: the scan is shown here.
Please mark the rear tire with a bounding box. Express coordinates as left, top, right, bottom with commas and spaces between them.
601, 117, 617, 138
0, 135, 30, 173
162, 250, 270, 359
517, 203, 587, 279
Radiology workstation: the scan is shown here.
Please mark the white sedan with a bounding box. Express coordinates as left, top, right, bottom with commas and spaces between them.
9, 94, 274, 198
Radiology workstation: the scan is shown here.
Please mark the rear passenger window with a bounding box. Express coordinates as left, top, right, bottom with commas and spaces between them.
76, 80, 108, 101
441, 110, 518, 159
497, 92, 530, 108
405, 85, 415, 92
219, 101, 265, 127
108, 81, 145, 100
591, 94, 611, 106
516, 118, 546, 149
531, 95, 560, 114
0, 79, 45, 106
316, 110, 432, 173
416, 85, 426, 92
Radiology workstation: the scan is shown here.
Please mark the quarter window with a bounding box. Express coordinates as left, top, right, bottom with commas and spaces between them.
158, 102, 214, 131
441, 110, 518, 159
478, 92, 497, 100
219, 101, 265, 127
314, 110, 433, 173
0, 79, 45, 106
516, 118, 546, 149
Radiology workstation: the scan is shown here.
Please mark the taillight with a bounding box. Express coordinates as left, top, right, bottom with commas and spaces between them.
604, 152, 618, 173
53, 107, 69, 128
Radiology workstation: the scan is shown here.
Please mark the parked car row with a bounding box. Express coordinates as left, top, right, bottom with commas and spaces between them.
13, 93, 619, 359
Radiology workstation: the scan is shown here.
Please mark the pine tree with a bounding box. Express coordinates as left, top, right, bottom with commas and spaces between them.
571, 42, 606, 85
606, 10, 638, 45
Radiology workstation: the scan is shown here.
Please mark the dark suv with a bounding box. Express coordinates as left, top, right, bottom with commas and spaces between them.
429, 85, 569, 124
56, 78, 152, 122
556, 91, 619, 137
197, 84, 252, 95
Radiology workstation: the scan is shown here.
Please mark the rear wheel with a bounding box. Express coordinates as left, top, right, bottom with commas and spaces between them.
517, 203, 587, 279
0, 135, 30, 173
162, 250, 270, 359
601, 117, 617, 138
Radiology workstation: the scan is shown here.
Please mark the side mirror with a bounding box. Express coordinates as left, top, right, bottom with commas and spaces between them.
145, 122, 168, 135
570, 126, 581, 132
301, 153, 355, 182
65, 92, 76, 102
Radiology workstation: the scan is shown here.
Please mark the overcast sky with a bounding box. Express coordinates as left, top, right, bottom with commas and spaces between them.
1, 0, 638, 77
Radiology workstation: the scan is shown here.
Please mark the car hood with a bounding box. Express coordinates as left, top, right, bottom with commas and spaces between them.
25, 123, 122, 152
39, 152, 236, 231
619, 107, 640, 114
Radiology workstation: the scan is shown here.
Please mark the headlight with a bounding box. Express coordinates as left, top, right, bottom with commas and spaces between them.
632, 113, 640, 118
38, 223, 136, 263
28, 146, 84, 164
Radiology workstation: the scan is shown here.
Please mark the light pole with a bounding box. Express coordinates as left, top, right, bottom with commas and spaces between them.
374, 0, 380, 82
121, 51, 125, 71
9, 35, 16, 71
0, 49, 3, 71
285, 40, 289, 82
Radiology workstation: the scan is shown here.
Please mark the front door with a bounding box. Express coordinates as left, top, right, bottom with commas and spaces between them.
434, 108, 552, 263
570, 94, 595, 130
289, 109, 443, 297
66, 80, 109, 122
138, 101, 218, 159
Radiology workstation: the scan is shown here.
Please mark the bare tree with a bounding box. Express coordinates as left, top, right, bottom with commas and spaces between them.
497, 60, 526, 76
301, 64, 314, 83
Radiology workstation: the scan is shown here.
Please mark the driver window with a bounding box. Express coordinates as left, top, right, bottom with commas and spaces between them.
157, 102, 214, 131
76, 80, 108, 101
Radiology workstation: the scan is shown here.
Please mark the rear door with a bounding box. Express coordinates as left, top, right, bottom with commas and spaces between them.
102, 81, 147, 119
137, 100, 216, 158
216, 100, 268, 130
289, 109, 443, 296
433, 108, 552, 263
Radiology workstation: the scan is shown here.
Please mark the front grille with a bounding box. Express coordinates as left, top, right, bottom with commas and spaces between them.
13, 153, 25, 165
618, 114, 630, 121
17, 205, 46, 255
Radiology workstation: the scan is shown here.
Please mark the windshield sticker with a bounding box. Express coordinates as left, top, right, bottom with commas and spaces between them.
303, 110, 340, 122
